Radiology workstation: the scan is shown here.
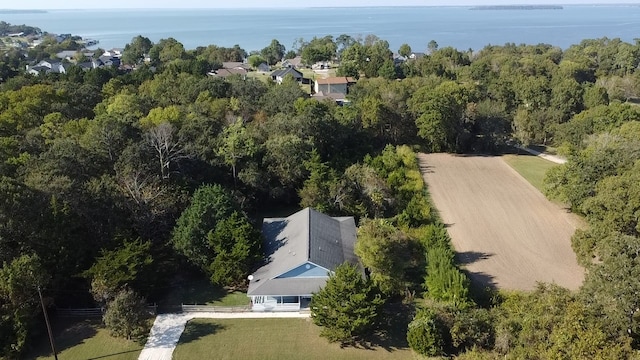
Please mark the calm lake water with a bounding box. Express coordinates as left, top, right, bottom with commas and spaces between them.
2, 6, 640, 52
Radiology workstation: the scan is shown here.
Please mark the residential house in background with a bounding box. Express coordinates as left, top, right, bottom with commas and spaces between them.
207, 67, 248, 79
257, 62, 271, 73
222, 62, 251, 71
27, 60, 66, 75
102, 48, 124, 58
311, 61, 330, 70
55, 50, 79, 61
393, 53, 407, 65
270, 67, 304, 84
98, 55, 121, 67
247, 208, 359, 311
313, 77, 356, 96
282, 56, 303, 68
54, 33, 71, 43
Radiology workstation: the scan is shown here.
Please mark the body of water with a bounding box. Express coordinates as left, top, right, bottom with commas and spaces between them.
2, 6, 640, 52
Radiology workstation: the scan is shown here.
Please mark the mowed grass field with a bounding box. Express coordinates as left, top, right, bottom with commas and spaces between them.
173, 318, 415, 360
26, 318, 143, 360
502, 154, 558, 192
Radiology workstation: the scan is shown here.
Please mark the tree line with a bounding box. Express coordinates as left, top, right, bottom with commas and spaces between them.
0, 28, 639, 358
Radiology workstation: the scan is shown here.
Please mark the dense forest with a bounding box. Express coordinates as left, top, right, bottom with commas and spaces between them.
0, 28, 640, 359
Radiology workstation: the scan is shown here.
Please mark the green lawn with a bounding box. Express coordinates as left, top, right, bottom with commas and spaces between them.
26, 318, 143, 360
173, 318, 415, 360
502, 154, 558, 192
246, 71, 271, 84
158, 277, 250, 307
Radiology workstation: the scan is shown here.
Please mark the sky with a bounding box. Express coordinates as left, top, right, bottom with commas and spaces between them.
3, 0, 639, 9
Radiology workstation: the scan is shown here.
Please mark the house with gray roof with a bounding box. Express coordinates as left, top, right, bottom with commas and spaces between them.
26, 60, 67, 75
270, 67, 304, 84
247, 208, 359, 311
282, 55, 303, 69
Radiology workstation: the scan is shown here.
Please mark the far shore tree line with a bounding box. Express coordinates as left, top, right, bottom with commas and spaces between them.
1, 23, 640, 358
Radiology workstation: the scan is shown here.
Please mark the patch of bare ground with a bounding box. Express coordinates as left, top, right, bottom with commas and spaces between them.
418, 153, 584, 291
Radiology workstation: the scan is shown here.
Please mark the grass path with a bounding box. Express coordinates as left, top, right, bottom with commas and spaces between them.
502, 154, 557, 192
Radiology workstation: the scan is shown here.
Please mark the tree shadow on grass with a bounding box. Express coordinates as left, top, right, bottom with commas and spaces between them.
158, 274, 248, 307
350, 303, 413, 352
55, 318, 99, 351
26, 318, 99, 358
178, 321, 226, 345
87, 349, 143, 359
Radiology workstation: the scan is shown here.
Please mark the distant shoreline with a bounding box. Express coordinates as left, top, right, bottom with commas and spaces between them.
0, 9, 48, 14
469, 5, 563, 10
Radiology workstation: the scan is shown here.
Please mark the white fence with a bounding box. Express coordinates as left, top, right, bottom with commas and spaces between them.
56, 307, 103, 317
181, 304, 251, 313
56, 304, 157, 317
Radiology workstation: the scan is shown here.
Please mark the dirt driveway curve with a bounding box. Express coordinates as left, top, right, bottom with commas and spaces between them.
419, 153, 583, 291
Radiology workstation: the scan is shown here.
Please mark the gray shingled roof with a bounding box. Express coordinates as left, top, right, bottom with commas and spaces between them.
247, 208, 357, 296
270, 67, 303, 79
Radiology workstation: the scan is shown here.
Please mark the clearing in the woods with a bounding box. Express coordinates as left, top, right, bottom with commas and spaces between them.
418, 153, 584, 291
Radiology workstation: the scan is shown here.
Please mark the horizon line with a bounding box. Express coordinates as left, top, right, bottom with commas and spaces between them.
3, 3, 640, 11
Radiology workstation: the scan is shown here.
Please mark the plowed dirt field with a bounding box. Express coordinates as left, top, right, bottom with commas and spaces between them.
419, 153, 584, 290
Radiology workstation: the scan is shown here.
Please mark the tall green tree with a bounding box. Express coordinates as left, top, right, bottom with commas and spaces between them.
581, 232, 640, 341
355, 218, 415, 295
82, 239, 153, 305
398, 43, 412, 58
207, 212, 262, 287
171, 184, 236, 270
148, 37, 186, 65
424, 246, 471, 308
300, 36, 337, 65
0, 254, 49, 358
216, 120, 257, 184
260, 39, 286, 65
310, 263, 384, 344
122, 35, 153, 65
411, 81, 474, 152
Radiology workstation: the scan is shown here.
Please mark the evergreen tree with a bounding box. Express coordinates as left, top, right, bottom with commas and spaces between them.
207, 211, 262, 288
310, 263, 384, 344
171, 184, 236, 270
82, 238, 153, 305
424, 246, 471, 308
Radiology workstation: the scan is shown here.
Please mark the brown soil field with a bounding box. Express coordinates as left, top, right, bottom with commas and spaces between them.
418, 153, 584, 291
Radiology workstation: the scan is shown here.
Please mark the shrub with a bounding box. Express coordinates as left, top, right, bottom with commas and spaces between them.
450, 308, 495, 351
407, 308, 447, 356
103, 288, 150, 342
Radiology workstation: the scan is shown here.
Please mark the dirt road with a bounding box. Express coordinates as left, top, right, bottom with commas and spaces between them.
418, 153, 584, 291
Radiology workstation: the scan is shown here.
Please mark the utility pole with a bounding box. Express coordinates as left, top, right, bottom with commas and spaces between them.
37, 286, 58, 360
